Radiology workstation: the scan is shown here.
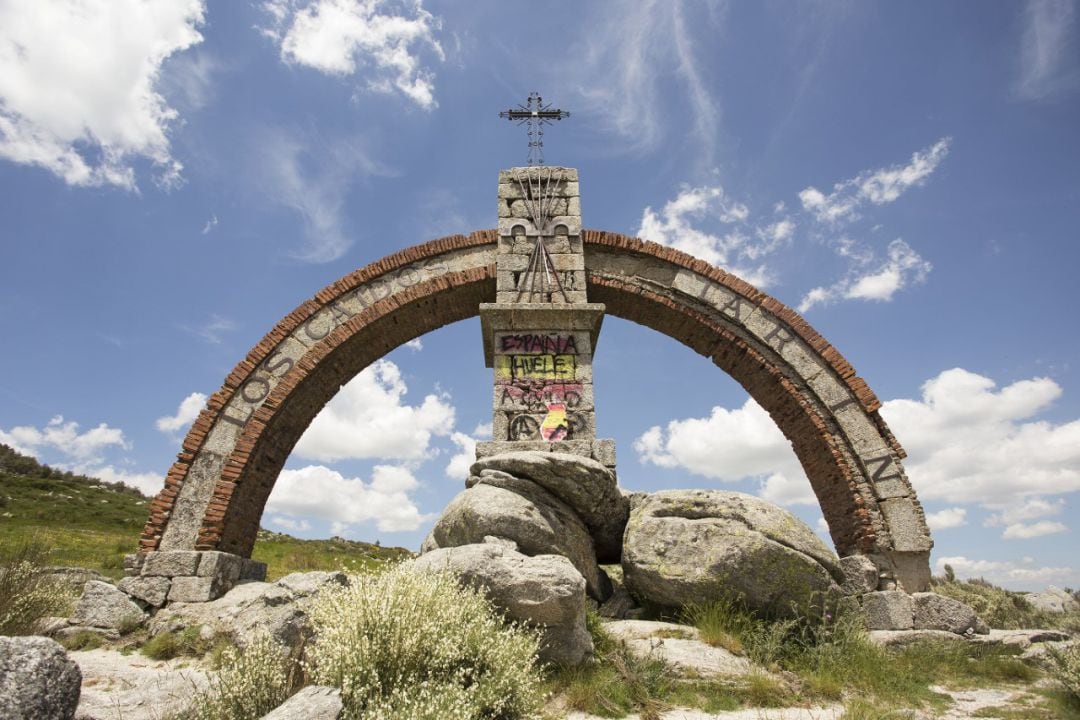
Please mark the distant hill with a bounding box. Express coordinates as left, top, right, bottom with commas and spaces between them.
0, 443, 411, 579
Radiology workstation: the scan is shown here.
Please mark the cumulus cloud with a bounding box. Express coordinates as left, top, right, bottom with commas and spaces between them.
637, 185, 792, 287
925, 507, 968, 531
1001, 521, 1068, 540
84, 465, 162, 497
1015, 0, 1079, 100
266, 463, 428, 533
799, 139, 951, 224
0, 415, 127, 463
634, 397, 811, 506
262, 0, 444, 108
0, 0, 205, 189
443, 422, 492, 481
881, 368, 1080, 508
156, 392, 207, 435
633, 367, 1080, 545
294, 359, 455, 462
267, 515, 311, 533
798, 239, 932, 312
935, 555, 1078, 590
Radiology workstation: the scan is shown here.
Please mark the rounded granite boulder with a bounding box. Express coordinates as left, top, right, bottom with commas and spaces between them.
622, 489, 843, 617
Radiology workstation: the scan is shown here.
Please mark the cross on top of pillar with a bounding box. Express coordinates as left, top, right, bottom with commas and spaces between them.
499, 92, 570, 166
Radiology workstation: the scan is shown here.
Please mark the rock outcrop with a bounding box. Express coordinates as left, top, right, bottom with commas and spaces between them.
261, 686, 343, 719
0, 636, 82, 720
149, 571, 347, 651
622, 490, 843, 616
425, 463, 611, 601
1025, 586, 1080, 614
412, 539, 593, 665
470, 451, 629, 561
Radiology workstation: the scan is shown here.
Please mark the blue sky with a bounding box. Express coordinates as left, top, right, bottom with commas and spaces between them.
1, 0, 1078, 590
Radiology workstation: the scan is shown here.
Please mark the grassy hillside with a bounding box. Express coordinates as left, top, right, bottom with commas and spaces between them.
0, 443, 411, 580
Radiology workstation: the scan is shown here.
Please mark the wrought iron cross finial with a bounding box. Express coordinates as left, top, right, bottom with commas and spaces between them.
500, 92, 570, 166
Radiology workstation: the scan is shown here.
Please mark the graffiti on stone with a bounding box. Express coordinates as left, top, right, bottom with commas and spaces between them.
540, 402, 569, 440
495, 354, 576, 382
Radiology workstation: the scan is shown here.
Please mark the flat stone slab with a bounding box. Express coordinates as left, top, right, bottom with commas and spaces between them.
868, 629, 965, 648
71, 648, 210, 720
968, 628, 1073, 648
603, 620, 751, 677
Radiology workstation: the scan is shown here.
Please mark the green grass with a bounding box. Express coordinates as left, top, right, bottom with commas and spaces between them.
0, 443, 412, 581
932, 573, 1080, 632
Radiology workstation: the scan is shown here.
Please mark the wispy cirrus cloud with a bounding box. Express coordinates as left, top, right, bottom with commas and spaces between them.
1014, 0, 1079, 100
257, 127, 390, 263
567, 0, 722, 162
0, 0, 205, 189
260, 0, 444, 109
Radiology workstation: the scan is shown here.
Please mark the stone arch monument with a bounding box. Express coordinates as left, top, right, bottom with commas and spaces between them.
138, 167, 932, 602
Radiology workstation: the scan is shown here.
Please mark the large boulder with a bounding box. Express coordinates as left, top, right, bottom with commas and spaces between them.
425, 479, 609, 601
412, 540, 593, 665
149, 571, 347, 651
1025, 586, 1080, 614
71, 580, 148, 631
0, 636, 81, 720
622, 490, 842, 617
470, 451, 630, 562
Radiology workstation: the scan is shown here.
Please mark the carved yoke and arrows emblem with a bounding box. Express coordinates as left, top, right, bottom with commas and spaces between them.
499, 93, 573, 303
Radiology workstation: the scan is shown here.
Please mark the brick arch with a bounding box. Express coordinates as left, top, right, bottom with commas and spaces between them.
142, 230, 932, 591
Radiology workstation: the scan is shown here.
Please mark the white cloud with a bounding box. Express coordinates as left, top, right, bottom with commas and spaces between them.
294, 358, 455, 462
634, 397, 812, 507
262, 0, 444, 109
568, 1, 720, 161
799, 239, 932, 312
0, 415, 127, 463
257, 127, 389, 263
1002, 521, 1068, 540
799, 139, 951, 224
267, 515, 311, 533
1015, 0, 1079, 100
201, 215, 218, 235
935, 555, 1078, 591
156, 392, 207, 434
83, 465, 162, 497
0, 0, 205, 189
267, 463, 428, 532
183, 315, 236, 345
986, 498, 1066, 527
404, 338, 423, 351
925, 507, 968, 531
637, 185, 791, 286
882, 368, 1080, 506
443, 422, 491, 481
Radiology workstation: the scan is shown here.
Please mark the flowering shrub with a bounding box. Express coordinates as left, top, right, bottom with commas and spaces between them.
306, 563, 544, 720
188, 633, 292, 720
1048, 642, 1080, 701
0, 541, 73, 636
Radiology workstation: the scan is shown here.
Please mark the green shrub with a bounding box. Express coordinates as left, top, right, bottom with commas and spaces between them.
1047, 642, 1080, 701
185, 633, 293, 720
59, 629, 104, 651
306, 563, 544, 720
0, 540, 73, 635
142, 626, 214, 660
932, 575, 1080, 631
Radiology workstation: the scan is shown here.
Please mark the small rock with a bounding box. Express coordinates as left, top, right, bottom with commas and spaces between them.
260, 686, 343, 719
912, 592, 982, 634
839, 555, 879, 595
412, 543, 593, 665
0, 636, 82, 720
71, 581, 147, 631
861, 590, 914, 631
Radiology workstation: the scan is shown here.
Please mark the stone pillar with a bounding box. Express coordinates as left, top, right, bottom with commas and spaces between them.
476, 167, 616, 469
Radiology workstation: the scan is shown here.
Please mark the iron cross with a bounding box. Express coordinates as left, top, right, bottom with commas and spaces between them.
500, 92, 570, 166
